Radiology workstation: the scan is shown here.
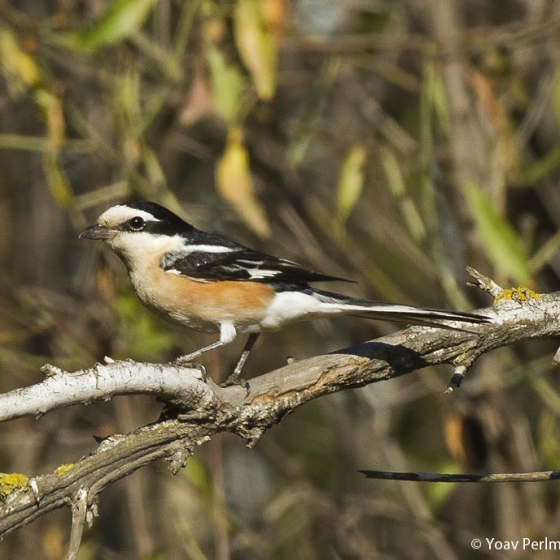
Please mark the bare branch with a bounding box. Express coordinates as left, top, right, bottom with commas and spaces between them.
0, 360, 211, 423
66, 489, 88, 560
359, 470, 560, 483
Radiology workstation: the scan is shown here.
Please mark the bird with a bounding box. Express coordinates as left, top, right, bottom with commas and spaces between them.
80, 201, 491, 385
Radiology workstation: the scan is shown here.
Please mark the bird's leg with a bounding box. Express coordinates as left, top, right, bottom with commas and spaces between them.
175, 322, 236, 366
233, 332, 260, 375
222, 332, 260, 387
174, 339, 226, 365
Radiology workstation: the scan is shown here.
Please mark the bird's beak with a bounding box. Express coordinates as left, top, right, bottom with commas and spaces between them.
79, 224, 118, 240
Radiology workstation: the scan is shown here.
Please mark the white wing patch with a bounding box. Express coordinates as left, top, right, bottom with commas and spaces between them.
228, 258, 283, 279
178, 244, 235, 255
247, 269, 281, 279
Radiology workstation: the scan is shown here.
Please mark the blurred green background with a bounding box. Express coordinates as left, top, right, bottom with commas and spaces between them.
1, 0, 560, 558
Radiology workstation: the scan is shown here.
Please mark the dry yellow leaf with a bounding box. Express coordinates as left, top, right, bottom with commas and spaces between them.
261, 0, 288, 42
216, 128, 270, 237
234, 0, 277, 100
0, 28, 41, 95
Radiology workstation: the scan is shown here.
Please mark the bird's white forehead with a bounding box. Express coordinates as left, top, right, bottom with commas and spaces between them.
98, 205, 159, 227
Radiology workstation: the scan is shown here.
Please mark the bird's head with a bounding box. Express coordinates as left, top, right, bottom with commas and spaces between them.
80, 201, 192, 265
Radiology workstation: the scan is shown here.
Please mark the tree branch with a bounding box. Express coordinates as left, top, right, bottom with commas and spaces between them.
0, 360, 210, 423
0, 271, 559, 540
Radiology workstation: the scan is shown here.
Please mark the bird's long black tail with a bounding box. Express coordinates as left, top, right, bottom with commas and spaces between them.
310, 288, 492, 330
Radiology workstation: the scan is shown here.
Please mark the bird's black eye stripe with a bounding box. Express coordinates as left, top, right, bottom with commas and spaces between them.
127, 216, 146, 231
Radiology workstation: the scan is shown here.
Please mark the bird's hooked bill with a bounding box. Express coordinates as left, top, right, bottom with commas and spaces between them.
79, 224, 117, 240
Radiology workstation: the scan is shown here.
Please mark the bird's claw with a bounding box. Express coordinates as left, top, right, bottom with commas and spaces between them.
174, 359, 207, 378
221, 372, 250, 393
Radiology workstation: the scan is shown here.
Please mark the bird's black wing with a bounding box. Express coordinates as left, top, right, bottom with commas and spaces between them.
161, 232, 349, 284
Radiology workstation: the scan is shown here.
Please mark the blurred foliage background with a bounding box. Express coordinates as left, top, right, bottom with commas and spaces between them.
1, 0, 560, 558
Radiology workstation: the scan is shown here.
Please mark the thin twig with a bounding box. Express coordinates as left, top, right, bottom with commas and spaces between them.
466, 266, 503, 298
66, 488, 88, 560
358, 470, 560, 483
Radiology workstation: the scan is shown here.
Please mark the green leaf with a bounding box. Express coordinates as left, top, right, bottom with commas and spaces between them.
519, 145, 560, 184
431, 70, 450, 139
463, 182, 531, 284
205, 45, 246, 124
336, 144, 365, 223
55, 0, 156, 53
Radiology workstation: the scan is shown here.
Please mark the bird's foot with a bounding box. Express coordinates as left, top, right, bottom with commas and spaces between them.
174, 355, 194, 366
174, 358, 207, 378
221, 372, 250, 392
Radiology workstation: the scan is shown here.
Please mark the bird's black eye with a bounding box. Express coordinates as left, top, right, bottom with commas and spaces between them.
128, 216, 145, 231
